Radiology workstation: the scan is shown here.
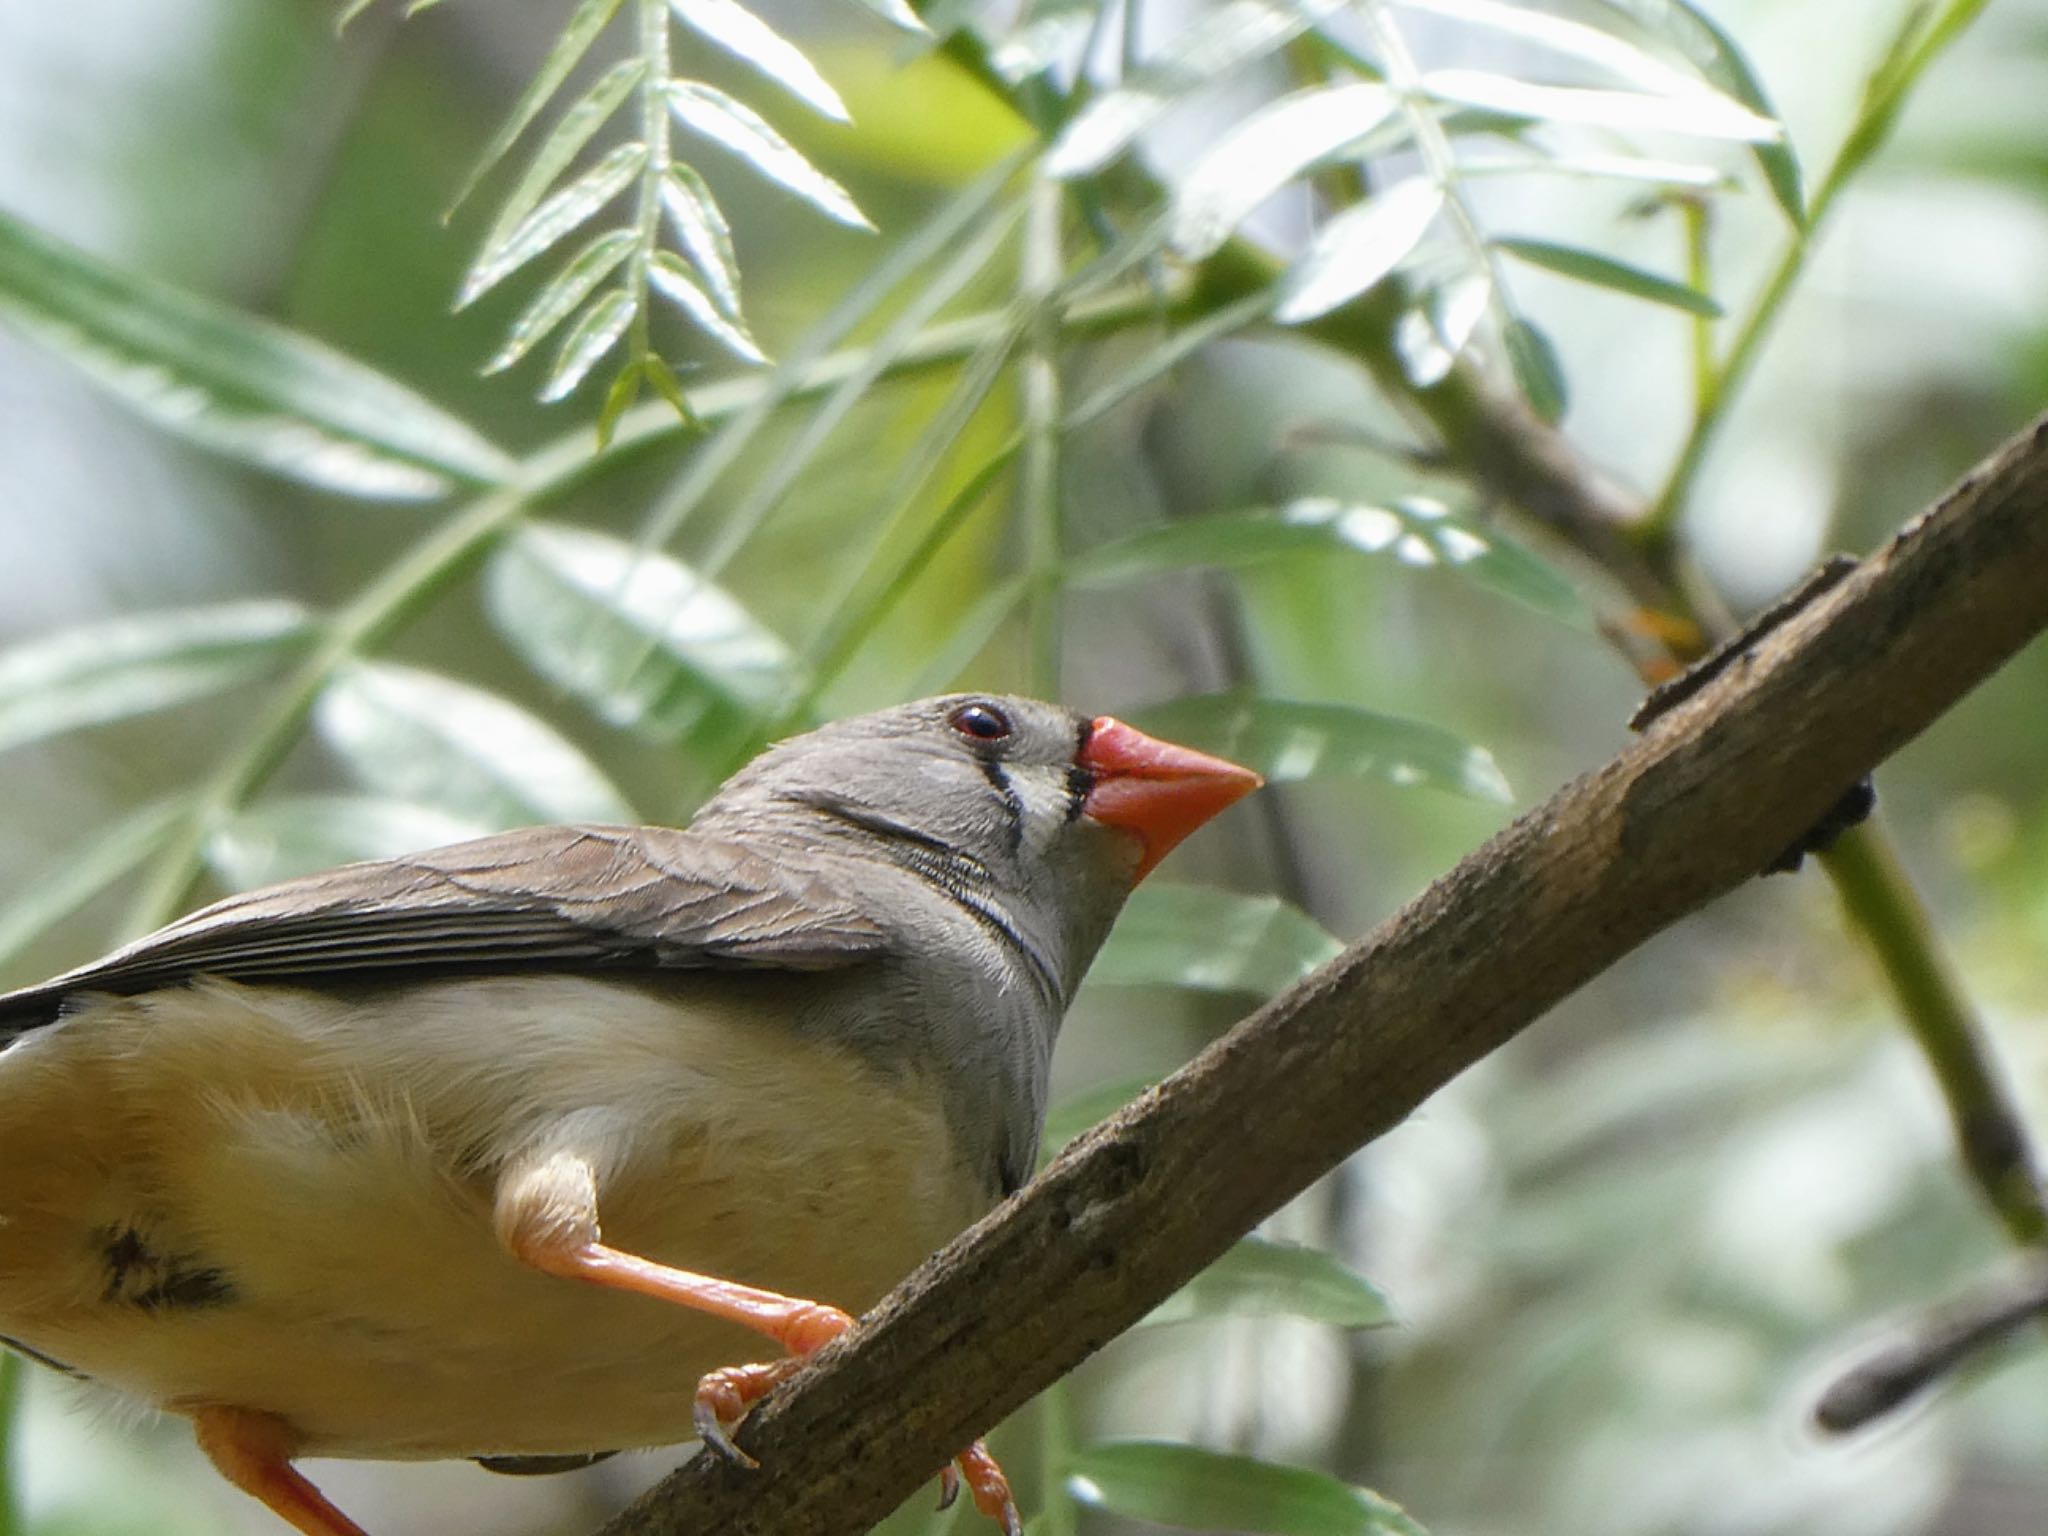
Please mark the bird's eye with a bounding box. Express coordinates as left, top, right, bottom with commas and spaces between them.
949, 702, 1012, 741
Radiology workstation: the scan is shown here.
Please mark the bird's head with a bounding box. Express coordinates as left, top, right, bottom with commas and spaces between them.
692, 693, 1261, 993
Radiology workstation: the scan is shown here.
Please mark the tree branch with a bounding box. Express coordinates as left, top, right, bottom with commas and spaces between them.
593, 414, 2048, 1536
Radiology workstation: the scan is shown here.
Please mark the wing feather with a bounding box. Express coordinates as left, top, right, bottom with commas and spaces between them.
0, 824, 888, 1036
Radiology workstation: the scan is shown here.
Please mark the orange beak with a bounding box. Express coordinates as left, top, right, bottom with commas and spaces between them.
1077, 716, 1264, 882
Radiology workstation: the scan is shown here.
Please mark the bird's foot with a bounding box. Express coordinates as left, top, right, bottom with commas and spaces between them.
189, 1404, 369, 1536
943, 1439, 1023, 1536
694, 1358, 1020, 1534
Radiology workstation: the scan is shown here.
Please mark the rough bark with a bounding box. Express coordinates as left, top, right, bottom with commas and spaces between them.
595, 410, 2048, 1536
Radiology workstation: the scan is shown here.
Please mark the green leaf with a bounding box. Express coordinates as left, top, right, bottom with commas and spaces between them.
481, 58, 648, 258
1143, 1238, 1393, 1329
540, 287, 636, 401
0, 211, 512, 499
484, 227, 635, 374
1068, 1443, 1431, 1536
1044, 0, 1351, 178
1495, 236, 1721, 317
448, 0, 628, 216
316, 661, 634, 828
1418, 69, 1781, 141
1089, 884, 1343, 998
485, 521, 797, 741
666, 82, 871, 228
596, 359, 647, 448
660, 165, 745, 320
459, 142, 647, 309
0, 601, 313, 757
1273, 177, 1444, 323
1168, 83, 1398, 259
1587, 0, 1804, 223
1070, 497, 1585, 629
1135, 692, 1513, 803
1040, 1077, 1152, 1160
648, 252, 767, 363
207, 795, 494, 891
1504, 315, 1568, 423
670, 0, 850, 122
0, 799, 190, 969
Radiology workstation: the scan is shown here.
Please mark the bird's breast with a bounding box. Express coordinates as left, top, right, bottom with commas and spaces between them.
0, 972, 989, 1458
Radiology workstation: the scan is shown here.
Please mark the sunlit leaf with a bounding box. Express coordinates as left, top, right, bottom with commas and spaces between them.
0, 212, 512, 498
484, 227, 635, 374
666, 82, 871, 228
1274, 178, 1443, 323
485, 521, 797, 742
595, 360, 647, 447
1071, 496, 1585, 628
660, 165, 745, 320
482, 59, 647, 257
1394, 271, 1490, 387
1459, 148, 1732, 191
1419, 70, 1781, 141
1143, 1238, 1393, 1329
1496, 236, 1721, 316
448, 0, 628, 215
316, 661, 634, 828
540, 287, 635, 401
648, 252, 767, 362
1395, 0, 1715, 99
1504, 315, 1568, 423
1068, 1442, 1431, 1536
1044, 0, 1350, 177
847, 0, 926, 30
1090, 884, 1344, 997
1135, 692, 1514, 803
670, 0, 849, 121
989, 5, 1099, 82
0, 799, 189, 969
1588, 0, 1804, 222
459, 142, 647, 308
207, 795, 494, 891
0, 601, 313, 757
1169, 83, 1398, 259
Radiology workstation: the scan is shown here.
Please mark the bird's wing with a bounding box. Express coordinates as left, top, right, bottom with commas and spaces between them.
0, 824, 889, 1034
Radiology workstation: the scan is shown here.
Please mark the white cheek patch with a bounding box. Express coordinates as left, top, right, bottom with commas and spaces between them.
1007, 764, 1080, 860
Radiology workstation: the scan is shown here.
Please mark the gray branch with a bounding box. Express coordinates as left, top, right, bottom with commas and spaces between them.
596, 411, 2048, 1536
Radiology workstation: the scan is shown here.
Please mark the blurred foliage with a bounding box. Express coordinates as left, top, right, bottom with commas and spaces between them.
4, 1, 2048, 1535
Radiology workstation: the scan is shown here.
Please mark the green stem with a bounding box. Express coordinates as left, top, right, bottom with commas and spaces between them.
121, 489, 529, 933
0, 1352, 19, 1536
1020, 177, 1067, 696
1824, 824, 2048, 1243
1034, 1382, 1079, 1536
1644, 0, 1992, 542
627, 0, 671, 364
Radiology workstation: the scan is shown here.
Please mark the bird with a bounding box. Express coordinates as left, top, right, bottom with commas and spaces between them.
0, 692, 1261, 1536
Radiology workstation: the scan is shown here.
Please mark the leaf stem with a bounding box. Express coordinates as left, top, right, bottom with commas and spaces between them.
121, 489, 529, 933
1020, 176, 1067, 695
1643, 0, 1991, 542
0, 1353, 19, 1536
1823, 822, 2048, 1243
627, 0, 671, 365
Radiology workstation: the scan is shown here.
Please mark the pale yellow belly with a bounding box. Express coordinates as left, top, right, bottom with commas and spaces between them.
0, 974, 987, 1459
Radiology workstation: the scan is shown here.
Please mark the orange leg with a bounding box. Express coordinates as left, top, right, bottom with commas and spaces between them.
190, 1405, 368, 1536
519, 1239, 1021, 1533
